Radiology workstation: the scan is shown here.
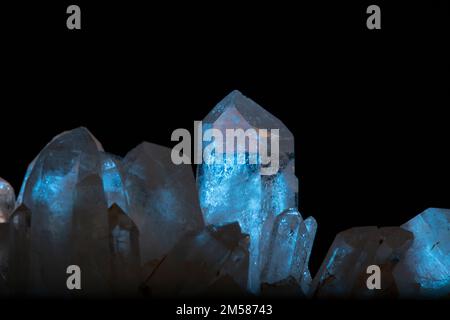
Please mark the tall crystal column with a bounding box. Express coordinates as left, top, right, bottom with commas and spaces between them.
197, 90, 298, 292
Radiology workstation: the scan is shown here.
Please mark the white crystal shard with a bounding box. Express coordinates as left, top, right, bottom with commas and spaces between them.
197, 90, 299, 292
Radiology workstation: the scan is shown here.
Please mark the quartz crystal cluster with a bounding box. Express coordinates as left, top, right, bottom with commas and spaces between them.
0, 90, 449, 298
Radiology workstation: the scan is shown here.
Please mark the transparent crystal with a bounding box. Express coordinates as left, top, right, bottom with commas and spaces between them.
0, 223, 9, 295
197, 90, 298, 292
16, 127, 140, 296
101, 153, 129, 212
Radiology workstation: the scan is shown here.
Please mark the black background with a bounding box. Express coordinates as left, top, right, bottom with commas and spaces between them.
0, 0, 449, 315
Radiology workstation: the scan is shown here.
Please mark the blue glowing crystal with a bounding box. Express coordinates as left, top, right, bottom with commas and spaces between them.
16, 128, 139, 296
0, 177, 15, 223
197, 90, 298, 293
393, 208, 450, 298
101, 153, 129, 212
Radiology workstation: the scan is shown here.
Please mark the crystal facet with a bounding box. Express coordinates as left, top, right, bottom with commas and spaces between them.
0, 177, 15, 223
311, 226, 413, 298
393, 208, 450, 298
144, 222, 249, 297
123, 142, 204, 264
16, 127, 140, 296
197, 90, 298, 292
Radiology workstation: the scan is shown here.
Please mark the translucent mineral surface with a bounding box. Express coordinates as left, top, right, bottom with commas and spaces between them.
16, 127, 140, 296
260, 208, 316, 295
0, 177, 15, 223
393, 208, 450, 298
108, 204, 141, 296
101, 153, 129, 212
311, 226, 413, 298
0, 222, 9, 295
197, 90, 299, 292
144, 222, 249, 297
123, 142, 204, 264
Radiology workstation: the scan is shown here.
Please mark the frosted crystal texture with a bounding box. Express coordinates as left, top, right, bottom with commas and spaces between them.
311, 226, 413, 298
0, 177, 15, 223
123, 142, 204, 264
261, 208, 316, 295
393, 208, 450, 298
197, 90, 298, 293
144, 222, 249, 297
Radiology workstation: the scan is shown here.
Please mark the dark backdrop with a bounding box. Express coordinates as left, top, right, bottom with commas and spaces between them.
1, 0, 449, 287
